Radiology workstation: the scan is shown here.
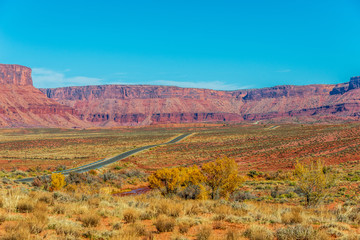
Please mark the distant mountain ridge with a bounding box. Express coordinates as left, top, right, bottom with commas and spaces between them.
40, 76, 360, 126
1, 63, 360, 127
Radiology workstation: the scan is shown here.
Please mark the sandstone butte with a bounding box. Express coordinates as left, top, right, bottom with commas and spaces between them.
0, 64, 87, 128
1, 63, 360, 128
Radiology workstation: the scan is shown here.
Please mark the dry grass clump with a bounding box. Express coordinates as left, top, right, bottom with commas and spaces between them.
281, 207, 304, 224
16, 199, 34, 213
111, 227, 138, 240
177, 216, 208, 227
1, 221, 31, 240
154, 215, 176, 232
27, 214, 48, 234
196, 224, 212, 240
212, 204, 233, 221
276, 224, 328, 240
345, 207, 360, 224
49, 218, 82, 237
178, 222, 191, 234
325, 227, 345, 237
78, 213, 101, 227
52, 203, 66, 214
82, 229, 114, 239
123, 208, 139, 223
0, 197, 3, 208
129, 222, 153, 238
213, 220, 226, 230
88, 197, 101, 208
226, 228, 241, 240
36, 192, 54, 205
243, 224, 274, 240
320, 222, 352, 237
320, 222, 350, 231
213, 204, 233, 215
2, 189, 24, 213
184, 201, 203, 216
140, 209, 156, 220
26, 203, 49, 234
0, 214, 6, 225
112, 222, 123, 230
156, 199, 183, 217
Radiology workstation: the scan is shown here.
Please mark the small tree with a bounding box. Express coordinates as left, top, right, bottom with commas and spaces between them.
202, 157, 243, 199
148, 167, 183, 195
294, 160, 334, 206
148, 166, 205, 196
50, 173, 66, 191
182, 165, 205, 187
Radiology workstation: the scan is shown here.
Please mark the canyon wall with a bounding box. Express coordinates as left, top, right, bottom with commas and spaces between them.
40, 76, 360, 126
0, 64, 86, 128
2, 63, 360, 127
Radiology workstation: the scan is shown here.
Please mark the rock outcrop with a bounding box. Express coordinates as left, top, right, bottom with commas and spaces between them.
2, 63, 360, 128
39, 76, 360, 126
0, 64, 33, 86
0, 64, 86, 128
349, 76, 360, 90
39, 85, 243, 126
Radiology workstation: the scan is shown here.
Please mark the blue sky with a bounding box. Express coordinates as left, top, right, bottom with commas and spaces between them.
0, 0, 359, 90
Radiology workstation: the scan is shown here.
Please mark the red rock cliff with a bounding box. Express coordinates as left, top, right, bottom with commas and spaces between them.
40, 75, 360, 126
0, 64, 33, 86
40, 85, 243, 126
0, 64, 86, 128
2, 63, 360, 127
39, 78, 360, 126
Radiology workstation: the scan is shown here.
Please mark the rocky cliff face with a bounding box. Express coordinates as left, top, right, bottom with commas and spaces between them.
2, 63, 360, 128
39, 76, 360, 126
41, 85, 235, 100
349, 76, 360, 90
0, 64, 33, 86
329, 76, 360, 95
40, 85, 243, 126
0, 64, 86, 128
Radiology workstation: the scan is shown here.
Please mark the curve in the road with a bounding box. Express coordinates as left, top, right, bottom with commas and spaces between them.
15, 133, 192, 183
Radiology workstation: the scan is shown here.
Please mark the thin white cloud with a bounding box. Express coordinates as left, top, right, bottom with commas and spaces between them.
152, 80, 250, 90
32, 68, 250, 90
32, 68, 103, 88
275, 69, 292, 73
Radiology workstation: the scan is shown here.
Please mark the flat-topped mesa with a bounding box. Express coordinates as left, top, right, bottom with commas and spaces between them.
330, 76, 360, 95
0, 64, 33, 86
41, 85, 234, 101
242, 84, 332, 101
349, 76, 360, 90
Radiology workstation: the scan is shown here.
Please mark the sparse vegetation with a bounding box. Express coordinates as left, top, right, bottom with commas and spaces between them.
78, 213, 101, 227
149, 157, 243, 199
243, 225, 274, 240
294, 159, 335, 206
123, 208, 139, 224
154, 215, 176, 232
0, 124, 359, 239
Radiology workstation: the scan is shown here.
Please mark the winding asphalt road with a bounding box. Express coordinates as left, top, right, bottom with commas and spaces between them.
15, 133, 192, 183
